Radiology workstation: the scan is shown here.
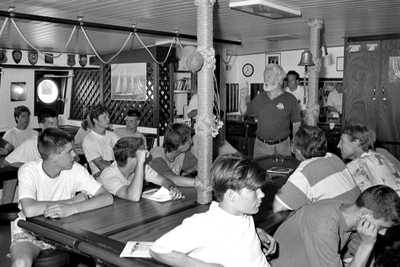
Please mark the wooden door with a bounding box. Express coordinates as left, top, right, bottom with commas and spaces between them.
376, 39, 400, 158
343, 40, 380, 130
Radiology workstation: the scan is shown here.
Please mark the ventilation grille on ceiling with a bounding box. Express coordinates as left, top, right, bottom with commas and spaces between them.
256, 34, 304, 42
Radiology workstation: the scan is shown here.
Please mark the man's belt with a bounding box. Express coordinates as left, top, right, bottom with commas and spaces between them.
257, 136, 288, 145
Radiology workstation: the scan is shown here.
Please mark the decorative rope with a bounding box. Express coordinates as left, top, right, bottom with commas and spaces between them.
0, 18, 9, 39
308, 56, 322, 74
193, 0, 215, 204
219, 54, 232, 65
304, 103, 320, 124
5, 10, 184, 66
176, 38, 186, 50
11, 18, 77, 58
81, 26, 133, 64
194, 176, 212, 192
134, 33, 176, 65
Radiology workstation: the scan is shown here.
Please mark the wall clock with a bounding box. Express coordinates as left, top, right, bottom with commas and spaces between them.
242, 63, 254, 77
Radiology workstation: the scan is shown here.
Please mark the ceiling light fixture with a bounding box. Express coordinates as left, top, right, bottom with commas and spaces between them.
229, 0, 301, 19
256, 34, 304, 42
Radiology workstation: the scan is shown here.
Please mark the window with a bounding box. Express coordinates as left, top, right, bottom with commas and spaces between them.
34, 70, 69, 115
37, 79, 59, 104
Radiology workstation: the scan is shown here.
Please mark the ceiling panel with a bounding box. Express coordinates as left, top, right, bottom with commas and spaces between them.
0, 0, 399, 56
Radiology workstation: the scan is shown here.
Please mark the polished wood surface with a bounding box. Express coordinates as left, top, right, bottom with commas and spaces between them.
18, 155, 300, 267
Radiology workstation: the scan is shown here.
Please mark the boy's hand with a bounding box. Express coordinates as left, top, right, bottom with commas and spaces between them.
357, 217, 378, 246
240, 87, 249, 98
0, 147, 8, 155
168, 186, 183, 200
257, 228, 277, 256
44, 203, 76, 218
136, 150, 148, 164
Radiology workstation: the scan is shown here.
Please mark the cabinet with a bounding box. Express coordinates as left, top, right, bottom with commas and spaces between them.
344, 37, 400, 158
226, 121, 256, 156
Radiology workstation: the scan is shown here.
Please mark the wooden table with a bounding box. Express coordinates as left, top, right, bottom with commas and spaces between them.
18, 156, 300, 267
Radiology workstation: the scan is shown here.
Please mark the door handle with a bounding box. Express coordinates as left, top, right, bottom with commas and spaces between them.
372, 87, 376, 100
382, 86, 386, 101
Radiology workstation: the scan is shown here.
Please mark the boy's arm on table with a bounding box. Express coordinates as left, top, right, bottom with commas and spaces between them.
21, 187, 113, 219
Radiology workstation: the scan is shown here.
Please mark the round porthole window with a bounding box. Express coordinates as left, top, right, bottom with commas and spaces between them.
37, 79, 59, 104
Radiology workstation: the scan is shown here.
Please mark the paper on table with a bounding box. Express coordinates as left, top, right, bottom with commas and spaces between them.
267, 167, 294, 174
142, 186, 173, 202
120, 241, 154, 258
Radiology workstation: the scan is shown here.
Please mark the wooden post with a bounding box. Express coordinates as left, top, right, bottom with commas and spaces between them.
194, 0, 215, 204
305, 18, 324, 126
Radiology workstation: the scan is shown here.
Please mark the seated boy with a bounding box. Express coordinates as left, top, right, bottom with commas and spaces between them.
150, 123, 197, 187
83, 104, 119, 178
99, 137, 186, 201
113, 109, 147, 149
10, 128, 113, 267
150, 154, 276, 267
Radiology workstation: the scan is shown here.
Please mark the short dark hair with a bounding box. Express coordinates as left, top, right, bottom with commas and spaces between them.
89, 104, 108, 125
38, 128, 74, 160
163, 123, 191, 153
286, 70, 300, 80
37, 107, 58, 124
14, 106, 31, 123
210, 154, 271, 202
126, 109, 141, 119
293, 125, 327, 159
356, 185, 400, 225
342, 123, 376, 152
113, 137, 144, 167
81, 106, 92, 131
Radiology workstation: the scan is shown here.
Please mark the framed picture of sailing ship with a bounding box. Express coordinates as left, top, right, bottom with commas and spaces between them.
111, 63, 147, 101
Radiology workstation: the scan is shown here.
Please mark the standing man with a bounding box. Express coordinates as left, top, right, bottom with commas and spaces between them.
2, 106, 38, 204
285, 70, 306, 117
270, 185, 400, 267
240, 64, 301, 158
10, 128, 113, 267
82, 104, 119, 178
326, 82, 343, 114
113, 109, 147, 149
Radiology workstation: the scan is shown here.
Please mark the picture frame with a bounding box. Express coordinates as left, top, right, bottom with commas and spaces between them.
266, 53, 281, 65
10, 82, 27, 101
110, 63, 147, 101
45, 54, 54, 64
336, 57, 344, 71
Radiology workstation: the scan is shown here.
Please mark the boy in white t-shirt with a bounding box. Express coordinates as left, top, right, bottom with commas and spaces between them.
99, 137, 184, 201
150, 154, 277, 267
10, 127, 113, 267
113, 109, 147, 149
82, 104, 119, 178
